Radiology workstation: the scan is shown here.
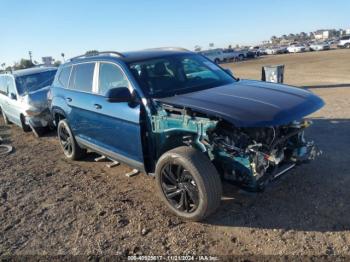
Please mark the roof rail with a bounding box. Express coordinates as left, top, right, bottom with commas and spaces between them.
144, 47, 191, 52
69, 51, 125, 61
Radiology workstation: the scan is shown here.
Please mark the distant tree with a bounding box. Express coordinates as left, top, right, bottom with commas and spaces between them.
54, 60, 62, 67
85, 50, 99, 56
194, 45, 202, 52
228, 44, 232, 49
300, 32, 307, 39
13, 59, 35, 70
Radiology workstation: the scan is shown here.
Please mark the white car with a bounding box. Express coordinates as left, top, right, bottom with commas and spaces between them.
265, 47, 279, 55
265, 46, 287, 55
310, 42, 330, 51
222, 49, 247, 61
338, 35, 350, 48
287, 44, 306, 53
199, 49, 225, 64
0, 67, 57, 136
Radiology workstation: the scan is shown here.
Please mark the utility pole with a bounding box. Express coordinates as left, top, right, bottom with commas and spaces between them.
28, 51, 32, 62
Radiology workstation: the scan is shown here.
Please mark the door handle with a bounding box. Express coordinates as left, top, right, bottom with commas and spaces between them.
94, 104, 102, 110
66, 97, 72, 102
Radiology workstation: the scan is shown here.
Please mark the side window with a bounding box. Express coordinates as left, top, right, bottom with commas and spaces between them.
3, 76, 17, 99
98, 63, 129, 96
182, 58, 220, 81
0, 76, 6, 95
58, 66, 72, 88
68, 63, 95, 92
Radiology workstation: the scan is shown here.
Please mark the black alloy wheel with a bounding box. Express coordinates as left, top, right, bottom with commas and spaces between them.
58, 122, 73, 157
160, 162, 199, 213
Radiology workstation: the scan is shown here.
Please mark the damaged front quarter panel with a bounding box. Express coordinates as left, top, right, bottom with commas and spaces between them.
152, 102, 321, 192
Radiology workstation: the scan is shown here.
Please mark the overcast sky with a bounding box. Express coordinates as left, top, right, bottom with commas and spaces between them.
1, 0, 349, 65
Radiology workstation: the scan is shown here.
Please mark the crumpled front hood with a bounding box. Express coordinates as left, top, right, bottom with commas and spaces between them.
24, 86, 50, 112
156, 79, 325, 127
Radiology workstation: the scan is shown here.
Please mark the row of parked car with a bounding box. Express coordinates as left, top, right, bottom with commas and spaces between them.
262, 36, 350, 55
200, 35, 350, 63
0, 48, 324, 221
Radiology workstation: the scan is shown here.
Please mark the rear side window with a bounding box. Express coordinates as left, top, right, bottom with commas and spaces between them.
98, 63, 129, 96
58, 66, 72, 88
68, 63, 95, 92
0, 76, 7, 95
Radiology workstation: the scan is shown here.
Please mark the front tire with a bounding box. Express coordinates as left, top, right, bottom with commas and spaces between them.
1, 109, 11, 125
20, 115, 31, 132
155, 146, 222, 221
31, 126, 49, 138
57, 119, 86, 160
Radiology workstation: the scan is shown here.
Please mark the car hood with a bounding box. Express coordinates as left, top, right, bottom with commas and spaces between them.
155, 79, 325, 127
23, 86, 51, 112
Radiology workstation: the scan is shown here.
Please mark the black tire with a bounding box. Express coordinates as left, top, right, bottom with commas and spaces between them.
20, 115, 31, 132
346, 43, 350, 49
238, 54, 244, 61
57, 119, 86, 160
31, 126, 48, 138
155, 146, 222, 221
214, 58, 220, 64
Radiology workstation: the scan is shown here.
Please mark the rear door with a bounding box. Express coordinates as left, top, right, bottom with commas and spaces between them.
0, 76, 8, 113
64, 62, 97, 139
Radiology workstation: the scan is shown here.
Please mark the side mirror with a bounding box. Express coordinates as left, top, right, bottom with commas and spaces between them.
224, 68, 234, 76
105, 87, 132, 103
10, 93, 17, 100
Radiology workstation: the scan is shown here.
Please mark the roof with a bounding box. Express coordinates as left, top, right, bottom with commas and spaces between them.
65, 48, 192, 65
121, 49, 191, 63
12, 67, 57, 77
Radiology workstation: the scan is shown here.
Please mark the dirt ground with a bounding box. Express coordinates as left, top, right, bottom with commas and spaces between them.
1, 49, 350, 259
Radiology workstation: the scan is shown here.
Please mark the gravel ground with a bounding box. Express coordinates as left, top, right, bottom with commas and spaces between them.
1, 49, 350, 259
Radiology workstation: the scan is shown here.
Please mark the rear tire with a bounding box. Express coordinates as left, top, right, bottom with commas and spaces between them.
57, 119, 86, 160
214, 58, 220, 64
155, 146, 222, 221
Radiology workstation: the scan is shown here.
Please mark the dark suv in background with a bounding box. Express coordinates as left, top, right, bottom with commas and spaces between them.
49, 49, 324, 221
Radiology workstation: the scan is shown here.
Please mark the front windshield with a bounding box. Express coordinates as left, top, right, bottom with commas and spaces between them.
15, 70, 57, 95
128, 54, 235, 98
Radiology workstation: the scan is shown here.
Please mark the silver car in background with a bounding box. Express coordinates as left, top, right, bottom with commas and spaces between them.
309, 42, 330, 51
0, 67, 57, 137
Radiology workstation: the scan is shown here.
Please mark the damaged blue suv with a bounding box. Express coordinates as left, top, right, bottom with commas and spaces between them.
49, 49, 324, 221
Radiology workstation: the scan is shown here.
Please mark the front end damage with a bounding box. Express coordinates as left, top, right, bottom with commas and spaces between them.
22, 86, 53, 128
152, 104, 321, 191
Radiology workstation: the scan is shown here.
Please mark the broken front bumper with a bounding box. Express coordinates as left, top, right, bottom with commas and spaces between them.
259, 142, 322, 188
25, 109, 53, 128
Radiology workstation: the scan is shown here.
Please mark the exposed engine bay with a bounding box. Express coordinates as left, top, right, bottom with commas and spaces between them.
206, 120, 319, 190
152, 104, 320, 191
